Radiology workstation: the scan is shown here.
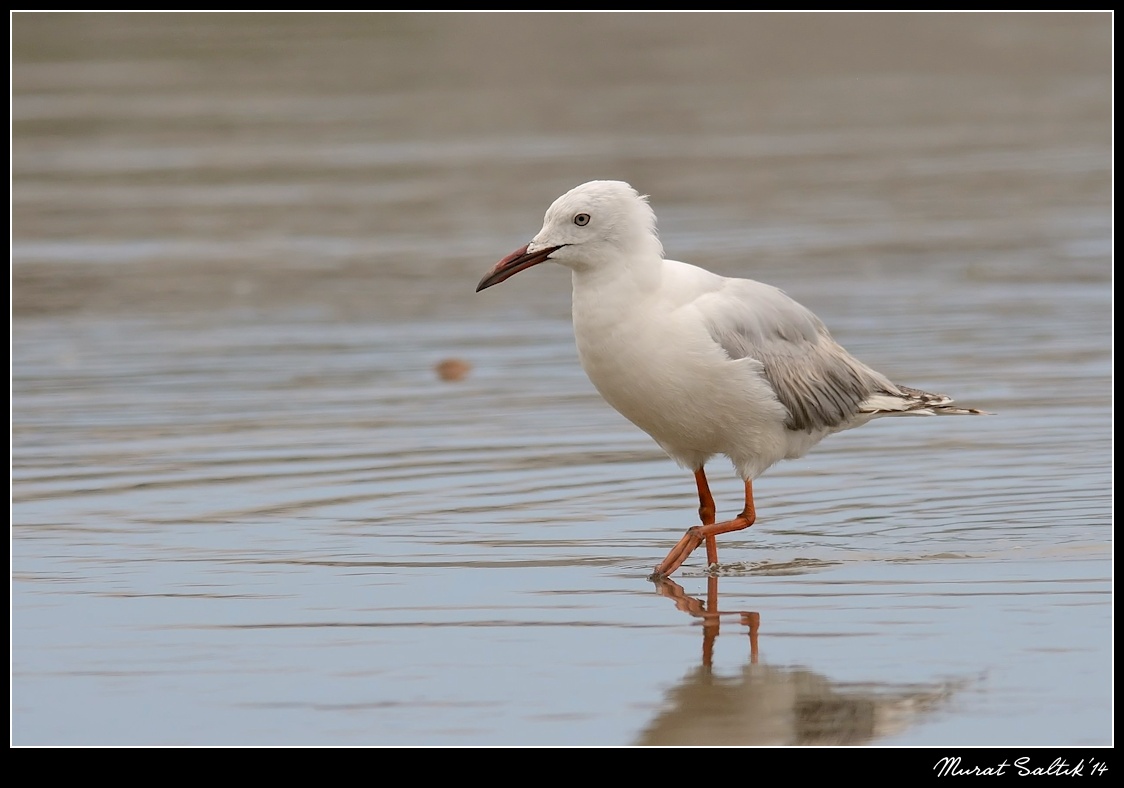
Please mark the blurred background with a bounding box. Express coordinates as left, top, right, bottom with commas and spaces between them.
12, 12, 1112, 746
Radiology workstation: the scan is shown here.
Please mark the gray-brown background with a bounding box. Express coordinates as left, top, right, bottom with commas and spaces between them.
12, 12, 1111, 746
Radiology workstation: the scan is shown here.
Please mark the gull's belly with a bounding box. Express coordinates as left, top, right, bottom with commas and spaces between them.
574, 315, 790, 467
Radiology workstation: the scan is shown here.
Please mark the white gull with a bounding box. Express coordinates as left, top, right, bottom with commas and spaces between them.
476, 180, 986, 579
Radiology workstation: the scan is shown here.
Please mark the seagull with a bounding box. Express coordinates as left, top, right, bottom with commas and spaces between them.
476, 180, 986, 580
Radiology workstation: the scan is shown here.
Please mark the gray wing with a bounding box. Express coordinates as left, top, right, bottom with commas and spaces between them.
697, 279, 896, 433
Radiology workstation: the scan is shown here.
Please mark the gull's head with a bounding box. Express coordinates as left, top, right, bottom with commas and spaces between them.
476, 180, 663, 292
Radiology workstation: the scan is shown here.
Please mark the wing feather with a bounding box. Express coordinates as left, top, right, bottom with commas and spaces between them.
697, 280, 894, 433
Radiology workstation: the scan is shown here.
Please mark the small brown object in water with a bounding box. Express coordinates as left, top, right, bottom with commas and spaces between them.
435, 358, 472, 382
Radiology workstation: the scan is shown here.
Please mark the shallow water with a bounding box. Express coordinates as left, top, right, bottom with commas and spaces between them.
12, 12, 1112, 746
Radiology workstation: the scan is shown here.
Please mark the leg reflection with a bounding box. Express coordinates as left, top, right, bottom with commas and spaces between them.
653, 575, 760, 667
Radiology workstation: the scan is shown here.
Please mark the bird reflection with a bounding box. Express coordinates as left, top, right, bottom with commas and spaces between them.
653, 575, 760, 668
640, 577, 959, 746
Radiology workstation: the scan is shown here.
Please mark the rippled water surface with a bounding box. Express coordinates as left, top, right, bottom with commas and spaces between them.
12, 13, 1111, 746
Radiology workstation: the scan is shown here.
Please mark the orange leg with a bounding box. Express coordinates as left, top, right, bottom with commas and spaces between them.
694, 468, 719, 566
649, 475, 757, 580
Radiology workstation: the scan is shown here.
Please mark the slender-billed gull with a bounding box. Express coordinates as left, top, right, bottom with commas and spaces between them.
476, 180, 985, 579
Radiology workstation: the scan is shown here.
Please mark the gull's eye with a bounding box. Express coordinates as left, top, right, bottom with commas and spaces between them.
574, 213, 590, 227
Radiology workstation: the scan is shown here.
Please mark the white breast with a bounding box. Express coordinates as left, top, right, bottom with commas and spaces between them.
571, 269, 798, 479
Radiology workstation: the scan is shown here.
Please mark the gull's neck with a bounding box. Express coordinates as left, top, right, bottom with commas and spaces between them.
570, 247, 665, 326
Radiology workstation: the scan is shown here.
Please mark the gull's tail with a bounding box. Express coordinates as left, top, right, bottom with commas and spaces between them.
860, 385, 991, 417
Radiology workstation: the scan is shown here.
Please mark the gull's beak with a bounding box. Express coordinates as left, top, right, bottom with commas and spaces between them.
476, 244, 562, 292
